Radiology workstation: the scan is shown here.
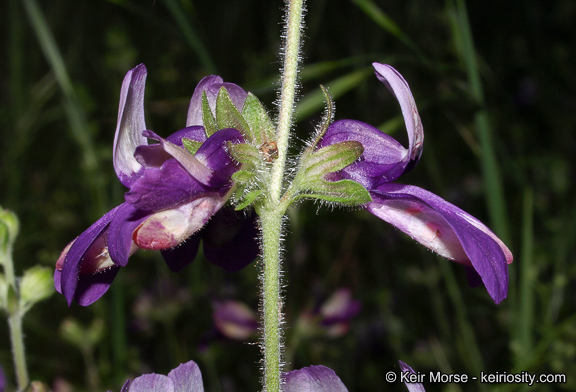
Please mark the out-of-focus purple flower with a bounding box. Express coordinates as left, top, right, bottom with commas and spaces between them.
55, 65, 258, 306
399, 361, 426, 392
297, 288, 361, 338
212, 300, 259, 340
0, 364, 5, 392
284, 365, 348, 392
116, 360, 204, 392
318, 63, 513, 303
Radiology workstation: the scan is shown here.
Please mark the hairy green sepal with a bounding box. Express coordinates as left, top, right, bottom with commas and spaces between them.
242, 93, 275, 144
293, 141, 372, 206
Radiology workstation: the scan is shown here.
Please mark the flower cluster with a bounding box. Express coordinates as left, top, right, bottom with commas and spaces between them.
55, 66, 259, 306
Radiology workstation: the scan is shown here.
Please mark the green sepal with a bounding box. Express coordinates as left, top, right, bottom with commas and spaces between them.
0, 207, 19, 256
298, 179, 372, 206
241, 93, 275, 144
182, 138, 203, 155
235, 189, 264, 210
300, 141, 363, 178
231, 169, 257, 184
215, 87, 251, 139
0, 273, 7, 310
202, 92, 218, 136
19, 266, 54, 311
229, 142, 261, 167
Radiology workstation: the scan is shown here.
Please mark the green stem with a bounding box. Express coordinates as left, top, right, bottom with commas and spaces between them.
270, 0, 306, 203
260, 210, 284, 392
8, 312, 29, 391
259, 1, 306, 390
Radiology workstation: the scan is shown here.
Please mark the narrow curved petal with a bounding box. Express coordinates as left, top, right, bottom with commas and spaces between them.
399, 361, 426, 392
319, 119, 407, 188
167, 360, 204, 392
366, 183, 512, 303
133, 194, 225, 250
60, 207, 119, 306
160, 234, 202, 272
284, 365, 348, 392
186, 76, 248, 127
141, 131, 218, 187
113, 64, 148, 187
202, 209, 259, 272
373, 63, 424, 172
142, 129, 243, 188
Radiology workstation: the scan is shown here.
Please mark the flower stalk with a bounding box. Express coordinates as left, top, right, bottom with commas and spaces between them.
259, 0, 306, 390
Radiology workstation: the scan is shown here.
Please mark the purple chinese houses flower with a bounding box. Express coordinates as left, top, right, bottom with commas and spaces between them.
55, 65, 257, 306
118, 360, 204, 392
284, 365, 348, 392
318, 63, 513, 303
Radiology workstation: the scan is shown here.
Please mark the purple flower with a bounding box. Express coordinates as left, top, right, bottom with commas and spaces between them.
284, 365, 348, 392
399, 361, 426, 392
318, 63, 513, 303
55, 65, 258, 306
118, 360, 204, 392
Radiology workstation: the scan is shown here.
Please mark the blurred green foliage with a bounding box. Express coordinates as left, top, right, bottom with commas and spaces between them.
1, 0, 575, 391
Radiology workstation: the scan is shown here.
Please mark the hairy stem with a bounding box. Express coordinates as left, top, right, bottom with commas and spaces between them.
260, 210, 284, 392
270, 0, 306, 203
258, 1, 306, 391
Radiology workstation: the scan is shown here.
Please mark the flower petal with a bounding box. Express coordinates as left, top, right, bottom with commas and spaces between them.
186, 76, 248, 127
71, 266, 121, 306
107, 203, 146, 267
319, 119, 407, 188
366, 183, 512, 303
133, 194, 225, 250
125, 159, 212, 212
399, 361, 426, 392
160, 234, 202, 272
167, 361, 204, 392
129, 374, 173, 392
202, 209, 259, 272
284, 365, 348, 392
113, 64, 148, 187
60, 207, 119, 306
373, 63, 424, 172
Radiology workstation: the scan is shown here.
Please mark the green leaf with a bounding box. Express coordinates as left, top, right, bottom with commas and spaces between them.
202, 92, 218, 136
241, 93, 275, 144
215, 87, 251, 139
182, 138, 203, 155
299, 179, 372, 206
235, 189, 264, 210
